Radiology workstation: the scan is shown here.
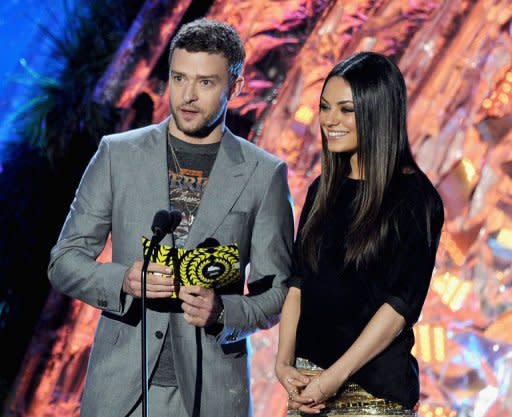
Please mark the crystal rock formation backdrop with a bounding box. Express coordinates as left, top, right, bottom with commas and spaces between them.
3, 1, 512, 417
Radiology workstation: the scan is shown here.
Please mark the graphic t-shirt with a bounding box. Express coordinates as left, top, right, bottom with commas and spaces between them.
168, 135, 219, 246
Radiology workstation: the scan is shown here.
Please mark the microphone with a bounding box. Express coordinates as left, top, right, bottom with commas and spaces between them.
148, 209, 182, 247
164, 210, 182, 249
168, 210, 182, 234
197, 237, 220, 248
150, 209, 173, 244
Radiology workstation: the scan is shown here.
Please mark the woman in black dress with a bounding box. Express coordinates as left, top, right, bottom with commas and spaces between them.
275, 52, 444, 416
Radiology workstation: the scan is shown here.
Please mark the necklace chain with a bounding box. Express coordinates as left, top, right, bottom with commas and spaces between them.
167, 130, 197, 226
168, 130, 182, 174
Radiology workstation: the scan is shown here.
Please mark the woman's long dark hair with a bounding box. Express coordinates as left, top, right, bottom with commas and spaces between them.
299, 52, 429, 271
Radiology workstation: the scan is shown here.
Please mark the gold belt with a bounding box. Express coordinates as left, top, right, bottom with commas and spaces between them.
288, 358, 418, 417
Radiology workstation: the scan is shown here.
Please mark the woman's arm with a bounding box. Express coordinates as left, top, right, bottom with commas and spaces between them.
275, 287, 325, 413
300, 303, 406, 403
276, 287, 301, 368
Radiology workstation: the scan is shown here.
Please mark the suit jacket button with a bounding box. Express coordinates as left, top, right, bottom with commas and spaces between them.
155, 331, 164, 339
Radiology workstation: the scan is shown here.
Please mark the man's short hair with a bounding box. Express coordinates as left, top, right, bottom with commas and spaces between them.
168, 18, 245, 81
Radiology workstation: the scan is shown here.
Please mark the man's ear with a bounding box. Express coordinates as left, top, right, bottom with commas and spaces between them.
229, 76, 244, 99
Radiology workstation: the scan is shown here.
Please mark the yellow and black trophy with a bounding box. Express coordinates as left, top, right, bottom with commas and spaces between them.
142, 236, 241, 297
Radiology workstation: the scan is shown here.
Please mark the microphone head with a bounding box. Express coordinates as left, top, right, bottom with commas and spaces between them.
151, 210, 173, 242
197, 237, 220, 248
168, 210, 182, 233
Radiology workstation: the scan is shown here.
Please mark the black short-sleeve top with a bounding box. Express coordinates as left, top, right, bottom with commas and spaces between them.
291, 173, 444, 409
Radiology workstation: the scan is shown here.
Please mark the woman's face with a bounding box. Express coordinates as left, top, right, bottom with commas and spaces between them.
319, 76, 357, 154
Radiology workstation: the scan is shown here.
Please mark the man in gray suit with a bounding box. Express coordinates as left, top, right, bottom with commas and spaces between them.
48, 18, 294, 417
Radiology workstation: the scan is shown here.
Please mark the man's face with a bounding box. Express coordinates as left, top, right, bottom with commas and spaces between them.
168, 48, 242, 143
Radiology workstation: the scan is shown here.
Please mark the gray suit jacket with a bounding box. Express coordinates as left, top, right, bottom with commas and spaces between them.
48, 118, 294, 417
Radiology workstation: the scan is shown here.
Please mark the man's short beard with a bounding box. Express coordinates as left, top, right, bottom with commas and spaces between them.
171, 107, 224, 139
176, 119, 218, 138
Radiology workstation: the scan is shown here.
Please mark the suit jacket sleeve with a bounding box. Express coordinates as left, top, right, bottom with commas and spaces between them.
216, 161, 294, 344
47, 138, 129, 314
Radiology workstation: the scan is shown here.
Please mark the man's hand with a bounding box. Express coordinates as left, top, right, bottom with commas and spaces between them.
122, 261, 176, 298
178, 286, 222, 327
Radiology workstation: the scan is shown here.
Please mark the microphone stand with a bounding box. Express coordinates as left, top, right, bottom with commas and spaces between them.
140, 236, 159, 417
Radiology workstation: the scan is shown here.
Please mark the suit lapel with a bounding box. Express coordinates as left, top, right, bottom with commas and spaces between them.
186, 129, 256, 248
133, 118, 174, 245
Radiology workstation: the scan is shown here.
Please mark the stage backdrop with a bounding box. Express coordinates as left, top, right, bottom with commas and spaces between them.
4, 1, 512, 417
